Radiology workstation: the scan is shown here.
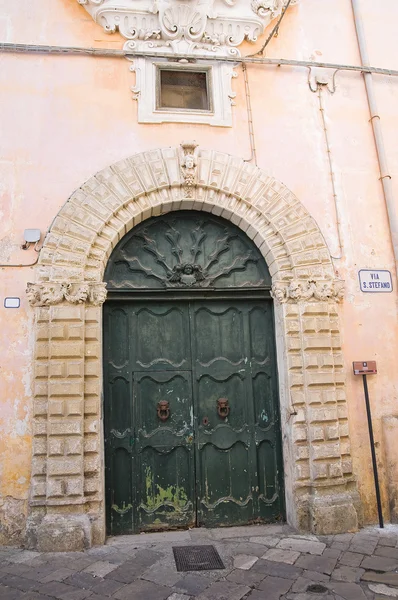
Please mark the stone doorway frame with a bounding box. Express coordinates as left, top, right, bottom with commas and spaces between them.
26, 143, 360, 552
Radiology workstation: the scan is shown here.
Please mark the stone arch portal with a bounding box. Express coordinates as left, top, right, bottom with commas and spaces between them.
26, 143, 360, 552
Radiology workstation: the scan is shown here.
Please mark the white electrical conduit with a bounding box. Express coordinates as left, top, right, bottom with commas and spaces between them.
351, 0, 398, 278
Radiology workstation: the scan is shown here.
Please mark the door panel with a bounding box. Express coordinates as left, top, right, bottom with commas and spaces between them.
248, 303, 283, 520
134, 370, 195, 530
104, 305, 134, 535
191, 302, 255, 527
134, 305, 191, 371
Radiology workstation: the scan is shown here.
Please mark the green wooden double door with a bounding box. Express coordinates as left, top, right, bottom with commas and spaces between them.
104, 299, 284, 535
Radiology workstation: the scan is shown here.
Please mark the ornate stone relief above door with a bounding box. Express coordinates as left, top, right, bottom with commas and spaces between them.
77, 0, 299, 56
76, 0, 299, 125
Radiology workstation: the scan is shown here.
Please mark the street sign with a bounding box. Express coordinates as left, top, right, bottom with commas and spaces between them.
353, 361, 377, 375
359, 269, 392, 292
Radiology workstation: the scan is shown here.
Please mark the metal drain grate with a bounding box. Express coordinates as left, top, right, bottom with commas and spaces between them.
173, 545, 225, 572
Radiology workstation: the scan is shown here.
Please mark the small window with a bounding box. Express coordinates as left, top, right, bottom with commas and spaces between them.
158, 69, 211, 112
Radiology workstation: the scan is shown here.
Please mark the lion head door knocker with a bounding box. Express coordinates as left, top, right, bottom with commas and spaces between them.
157, 400, 170, 422
217, 398, 230, 419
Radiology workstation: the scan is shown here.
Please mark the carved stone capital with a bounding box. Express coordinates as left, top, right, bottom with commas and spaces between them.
271, 279, 345, 304
26, 282, 108, 307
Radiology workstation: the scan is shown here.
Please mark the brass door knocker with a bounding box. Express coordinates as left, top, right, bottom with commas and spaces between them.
157, 400, 170, 421
217, 398, 230, 418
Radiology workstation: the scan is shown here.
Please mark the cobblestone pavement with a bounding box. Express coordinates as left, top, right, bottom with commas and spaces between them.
1, 524, 398, 600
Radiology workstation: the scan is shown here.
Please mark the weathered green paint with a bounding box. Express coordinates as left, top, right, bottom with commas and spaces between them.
104, 300, 283, 534
103, 212, 283, 536
104, 211, 271, 291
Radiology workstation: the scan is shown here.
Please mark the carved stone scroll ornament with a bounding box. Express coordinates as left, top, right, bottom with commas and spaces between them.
271, 279, 345, 303
76, 0, 300, 56
26, 282, 108, 307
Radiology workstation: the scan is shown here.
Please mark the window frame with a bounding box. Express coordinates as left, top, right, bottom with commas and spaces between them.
156, 65, 213, 114
131, 57, 236, 127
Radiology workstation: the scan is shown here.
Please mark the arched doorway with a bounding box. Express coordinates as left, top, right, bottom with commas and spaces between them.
103, 211, 284, 535
25, 144, 360, 551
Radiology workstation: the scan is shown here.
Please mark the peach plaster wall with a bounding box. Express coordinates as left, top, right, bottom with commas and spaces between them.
0, 0, 397, 543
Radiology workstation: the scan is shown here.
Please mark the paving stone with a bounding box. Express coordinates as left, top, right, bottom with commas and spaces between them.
262, 548, 300, 564
233, 554, 258, 570
331, 541, 350, 551
301, 570, 330, 582
35, 580, 90, 599
0, 584, 25, 600
361, 555, 398, 572
90, 577, 125, 596
83, 561, 118, 577
22, 593, 58, 600
13, 564, 57, 582
105, 551, 161, 584
174, 573, 211, 595
295, 555, 337, 575
226, 568, 265, 586
339, 551, 365, 567
196, 580, 250, 600
330, 565, 365, 583
277, 538, 326, 556
60, 588, 94, 600
113, 579, 173, 600
368, 583, 398, 597
210, 525, 283, 540
62, 557, 99, 572
64, 571, 101, 589
251, 558, 302, 579
230, 542, 270, 556
375, 546, 398, 560
249, 536, 280, 547
142, 564, 181, 587
334, 534, 355, 543
323, 547, 342, 559
0, 562, 32, 576
167, 594, 191, 600
41, 568, 77, 583
6, 551, 41, 564
0, 574, 39, 591
361, 571, 398, 585
285, 593, 334, 600
378, 536, 397, 548
256, 574, 293, 596
103, 552, 135, 566
108, 531, 191, 546
327, 581, 368, 599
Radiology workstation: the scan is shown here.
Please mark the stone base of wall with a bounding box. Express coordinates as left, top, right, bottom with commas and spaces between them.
22, 492, 361, 551
0, 497, 27, 546
308, 492, 361, 535
26, 513, 93, 552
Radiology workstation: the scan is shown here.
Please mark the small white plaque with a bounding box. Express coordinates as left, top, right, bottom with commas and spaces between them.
359, 270, 393, 293
4, 297, 21, 308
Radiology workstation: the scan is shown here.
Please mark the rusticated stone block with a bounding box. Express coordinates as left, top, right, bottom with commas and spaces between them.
311, 442, 341, 460
48, 438, 64, 456
50, 342, 84, 358
47, 456, 82, 476
49, 420, 83, 436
